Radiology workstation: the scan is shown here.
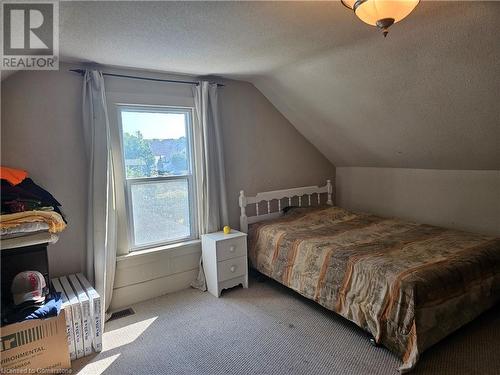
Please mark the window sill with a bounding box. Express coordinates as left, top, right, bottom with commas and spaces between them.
117, 239, 201, 262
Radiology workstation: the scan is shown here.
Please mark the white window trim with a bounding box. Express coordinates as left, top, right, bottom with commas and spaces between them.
116, 239, 201, 262
116, 104, 199, 252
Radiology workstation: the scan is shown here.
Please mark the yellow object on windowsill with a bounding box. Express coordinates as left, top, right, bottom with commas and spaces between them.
223, 226, 231, 234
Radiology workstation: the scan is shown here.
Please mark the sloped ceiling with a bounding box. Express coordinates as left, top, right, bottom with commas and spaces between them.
58, 1, 500, 170
253, 2, 500, 170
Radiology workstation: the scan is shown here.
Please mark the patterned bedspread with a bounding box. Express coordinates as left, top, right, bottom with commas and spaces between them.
248, 206, 500, 372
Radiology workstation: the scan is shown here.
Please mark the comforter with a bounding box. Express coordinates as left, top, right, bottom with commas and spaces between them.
248, 206, 500, 372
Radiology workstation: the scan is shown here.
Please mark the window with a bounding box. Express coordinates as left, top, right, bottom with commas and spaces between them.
118, 106, 196, 250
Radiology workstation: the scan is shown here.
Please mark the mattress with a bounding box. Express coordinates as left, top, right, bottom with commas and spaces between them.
248, 206, 500, 372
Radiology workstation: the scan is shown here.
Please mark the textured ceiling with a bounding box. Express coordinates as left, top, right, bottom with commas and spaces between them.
58, 1, 500, 170
60, 1, 367, 76
253, 2, 500, 170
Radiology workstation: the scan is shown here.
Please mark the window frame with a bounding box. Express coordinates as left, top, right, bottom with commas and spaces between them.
116, 104, 198, 252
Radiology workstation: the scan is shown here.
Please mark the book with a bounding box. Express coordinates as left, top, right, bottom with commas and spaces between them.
51, 278, 77, 360
59, 276, 84, 359
68, 274, 92, 356
76, 273, 102, 352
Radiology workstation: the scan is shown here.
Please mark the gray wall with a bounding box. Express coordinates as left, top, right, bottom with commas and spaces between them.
253, 2, 500, 171
1, 69, 87, 276
218, 78, 335, 229
336, 167, 500, 236
1, 64, 335, 276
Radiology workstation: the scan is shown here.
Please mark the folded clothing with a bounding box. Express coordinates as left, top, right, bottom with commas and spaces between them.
2, 293, 62, 325
25, 292, 62, 320
1, 178, 66, 222
0, 232, 59, 250
1, 222, 50, 237
0, 166, 28, 186
0, 210, 66, 234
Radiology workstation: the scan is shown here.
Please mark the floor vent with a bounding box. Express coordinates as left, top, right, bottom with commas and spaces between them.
109, 307, 135, 321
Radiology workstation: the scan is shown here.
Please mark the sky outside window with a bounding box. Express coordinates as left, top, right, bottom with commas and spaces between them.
120, 110, 189, 179
121, 111, 186, 139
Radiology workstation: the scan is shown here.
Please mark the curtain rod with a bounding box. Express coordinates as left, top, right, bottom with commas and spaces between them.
69, 69, 225, 87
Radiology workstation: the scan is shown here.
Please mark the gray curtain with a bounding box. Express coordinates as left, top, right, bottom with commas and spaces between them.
191, 81, 229, 290
82, 70, 117, 320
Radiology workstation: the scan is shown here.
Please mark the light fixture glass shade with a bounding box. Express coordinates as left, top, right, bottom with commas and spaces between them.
354, 0, 419, 26
341, 0, 357, 10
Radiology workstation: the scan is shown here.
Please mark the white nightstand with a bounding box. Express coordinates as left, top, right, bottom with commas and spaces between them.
201, 230, 248, 297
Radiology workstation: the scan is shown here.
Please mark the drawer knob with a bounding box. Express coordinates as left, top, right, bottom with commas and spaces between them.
229, 245, 236, 252
230, 265, 237, 272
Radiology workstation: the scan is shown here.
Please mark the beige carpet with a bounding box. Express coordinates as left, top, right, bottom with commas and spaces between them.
72, 275, 500, 375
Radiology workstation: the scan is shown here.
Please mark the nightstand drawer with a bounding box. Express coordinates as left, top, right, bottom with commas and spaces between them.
216, 237, 246, 261
201, 230, 248, 297
217, 256, 247, 282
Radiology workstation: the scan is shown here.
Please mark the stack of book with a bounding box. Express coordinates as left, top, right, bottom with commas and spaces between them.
51, 274, 102, 360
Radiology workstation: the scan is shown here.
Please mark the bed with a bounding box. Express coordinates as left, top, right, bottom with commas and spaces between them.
238, 181, 500, 372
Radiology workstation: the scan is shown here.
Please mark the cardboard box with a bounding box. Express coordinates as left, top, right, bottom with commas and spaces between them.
59, 276, 84, 359
51, 278, 77, 360
0, 311, 71, 372
68, 275, 92, 356
76, 273, 102, 352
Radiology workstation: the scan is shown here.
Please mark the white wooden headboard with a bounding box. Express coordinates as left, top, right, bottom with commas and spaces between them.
238, 180, 333, 233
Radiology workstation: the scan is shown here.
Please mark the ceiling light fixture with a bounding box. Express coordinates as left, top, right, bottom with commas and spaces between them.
341, 0, 420, 37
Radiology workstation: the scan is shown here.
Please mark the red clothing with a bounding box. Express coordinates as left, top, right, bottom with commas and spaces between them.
0, 167, 28, 185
